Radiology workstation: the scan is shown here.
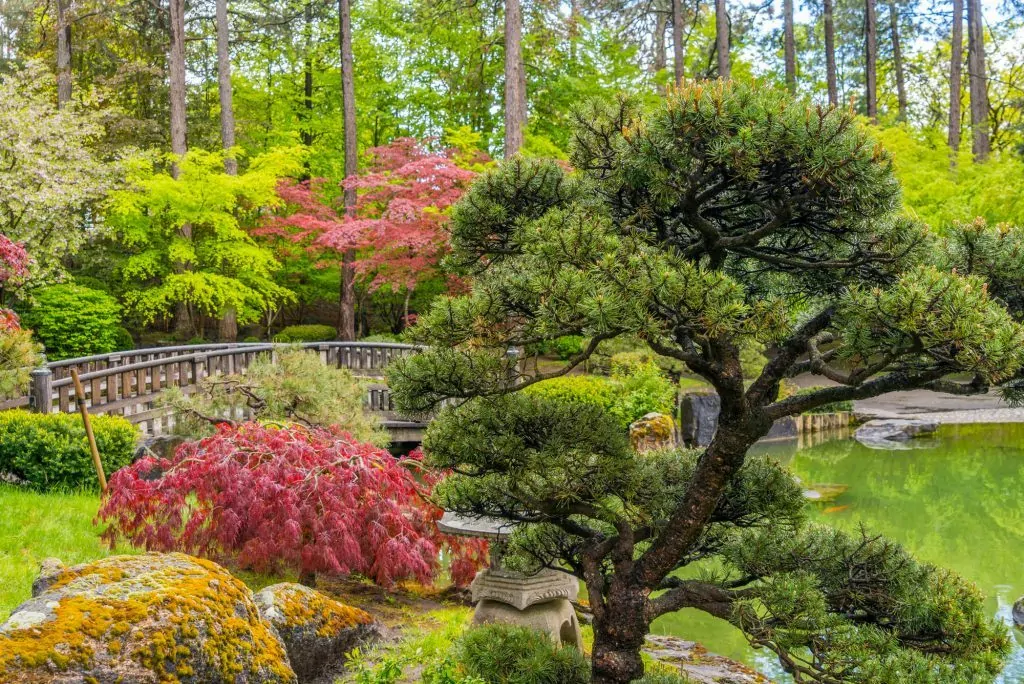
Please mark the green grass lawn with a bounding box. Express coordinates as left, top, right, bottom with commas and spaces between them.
0, 484, 135, 621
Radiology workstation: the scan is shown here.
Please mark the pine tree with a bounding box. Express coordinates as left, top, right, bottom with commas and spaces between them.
389, 82, 1019, 684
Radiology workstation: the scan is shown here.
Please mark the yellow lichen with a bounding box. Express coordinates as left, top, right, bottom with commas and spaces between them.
0, 553, 295, 683
274, 585, 372, 638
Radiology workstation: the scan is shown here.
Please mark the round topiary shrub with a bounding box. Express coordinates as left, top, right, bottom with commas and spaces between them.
20, 284, 123, 360
455, 624, 590, 684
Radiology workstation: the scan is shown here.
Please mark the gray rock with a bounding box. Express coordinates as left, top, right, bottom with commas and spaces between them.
0, 552, 296, 683
855, 419, 939, 449
643, 634, 768, 683
680, 393, 720, 447
30, 557, 65, 597
1014, 596, 1024, 629
134, 434, 188, 461
254, 583, 380, 684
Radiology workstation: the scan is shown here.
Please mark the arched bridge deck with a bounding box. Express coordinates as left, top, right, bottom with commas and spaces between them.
0, 342, 427, 442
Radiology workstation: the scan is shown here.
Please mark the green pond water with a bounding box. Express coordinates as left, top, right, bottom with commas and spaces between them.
650, 423, 1024, 683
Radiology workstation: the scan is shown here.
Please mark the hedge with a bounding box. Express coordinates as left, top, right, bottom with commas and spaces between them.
272, 324, 337, 343
0, 410, 138, 490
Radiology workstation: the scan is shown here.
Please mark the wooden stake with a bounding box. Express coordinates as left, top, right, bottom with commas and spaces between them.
71, 369, 107, 493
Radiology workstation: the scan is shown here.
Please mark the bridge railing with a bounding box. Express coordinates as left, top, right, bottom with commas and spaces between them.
15, 342, 422, 435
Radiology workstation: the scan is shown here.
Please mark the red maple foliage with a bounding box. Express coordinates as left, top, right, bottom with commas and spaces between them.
257, 138, 480, 324
97, 422, 487, 587
0, 234, 29, 285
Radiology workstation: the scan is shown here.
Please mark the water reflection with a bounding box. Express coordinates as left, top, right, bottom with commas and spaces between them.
651, 424, 1024, 683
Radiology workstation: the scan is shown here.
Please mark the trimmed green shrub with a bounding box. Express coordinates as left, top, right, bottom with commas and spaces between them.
525, 361, 676, 429
0, 410, 138, 490
360, 333, 403, 343
455, 624, 589, 684
20, 284, 123, 361
242, 335, 262, 343
552, 335, 585, 360
113, 327, 135, 351
273, 324, 337, 343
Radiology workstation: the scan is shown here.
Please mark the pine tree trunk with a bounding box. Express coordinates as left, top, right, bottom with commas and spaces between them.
590, 586, 648, 684
715, 0, 729, 79
888, 0, 907, 120
671, 0, 684, 84
168, 0, 193, 339
56, 0, 72, 107
864, 0, 877, 122
168, 0, 188, 167
824, 0, 838, 106
338, 0, 358, 341
653, 11, 667, 77
300, 1, 314, 180
948, 0, 963, 154
783, 0, 796, 92
215, 0, 237, 174
503, 0, 526, 155
966, 0, 989, 160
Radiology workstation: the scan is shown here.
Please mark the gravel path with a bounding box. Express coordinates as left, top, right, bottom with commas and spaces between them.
854, 389, 1024, 423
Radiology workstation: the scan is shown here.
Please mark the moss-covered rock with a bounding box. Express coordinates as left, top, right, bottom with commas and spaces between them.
629, 412, 676, 453
0, 553, 296, 684
253, 583, 379, 683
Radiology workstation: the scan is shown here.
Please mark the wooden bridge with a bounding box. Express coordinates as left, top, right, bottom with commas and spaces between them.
0, 342, 428, 443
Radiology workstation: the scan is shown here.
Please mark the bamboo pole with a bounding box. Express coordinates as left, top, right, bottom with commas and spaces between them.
70, 368, 107, 493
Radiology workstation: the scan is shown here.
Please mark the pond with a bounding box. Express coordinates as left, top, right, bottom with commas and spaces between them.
651, 423, 1024, 683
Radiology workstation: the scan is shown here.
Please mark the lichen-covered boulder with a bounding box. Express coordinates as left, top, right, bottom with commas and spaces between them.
253, 583, 379, 683
629, 412, 677, 453
0, 553, 297, 684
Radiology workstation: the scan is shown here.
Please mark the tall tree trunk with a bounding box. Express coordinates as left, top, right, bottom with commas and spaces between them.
783, 0, 796, 92
948, 0, 963, 154
888, 0, 907, 120
715, 0, 729, 79
824, 0, 838, 106
56, 0, 72, 107
338, 0, 358, 341
653, 11, 667, 77
672, 0, 684, 84
864, 0, 877, 122
215, 0, 237, 175
966, 0, 989, 160
168, 0, 193, 339
590, 586, 648, 684
301, 1, 314, 179
503, 0, 526, 155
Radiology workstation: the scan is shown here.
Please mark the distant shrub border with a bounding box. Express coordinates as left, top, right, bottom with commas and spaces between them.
20, 284, 123, 360
272, 324, 337, 343
0, 410, 138, 490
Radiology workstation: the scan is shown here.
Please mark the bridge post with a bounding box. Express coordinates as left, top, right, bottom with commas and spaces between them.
29, 367, 53, 414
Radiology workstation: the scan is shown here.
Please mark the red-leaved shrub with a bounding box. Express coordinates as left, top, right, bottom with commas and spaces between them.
97, 423, 487, 586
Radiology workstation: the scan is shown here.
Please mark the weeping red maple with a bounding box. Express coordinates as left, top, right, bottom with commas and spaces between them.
257, 138, 480, 326
97, 422, 487, 587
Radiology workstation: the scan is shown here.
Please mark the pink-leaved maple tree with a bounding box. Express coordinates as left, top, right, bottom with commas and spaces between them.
257, 138, 481, 330
97, 422, 488, 587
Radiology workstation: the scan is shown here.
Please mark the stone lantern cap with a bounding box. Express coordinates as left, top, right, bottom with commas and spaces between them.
470, 568, 579, 611
436, 512, 518, 541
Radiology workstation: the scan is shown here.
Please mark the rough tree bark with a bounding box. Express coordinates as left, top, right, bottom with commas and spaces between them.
672, 0, 684, 84
715, 0, 729, 79
824, 0, 838, 106
168, 0, 194, 338
948, 0, 963, 154
653, 11, 667, 77
215, 0, 237, 175
864, 0, 877, 122
56, 0, 72, 107
338, 0, 358, 341
966, 0, 989, 160
888, 0, 907, 120
504, 0, 526, 155
783, 0, 796, 92
215, 0, 238, 341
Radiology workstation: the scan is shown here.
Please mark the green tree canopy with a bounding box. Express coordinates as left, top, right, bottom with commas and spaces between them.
389, 81, 1022, 684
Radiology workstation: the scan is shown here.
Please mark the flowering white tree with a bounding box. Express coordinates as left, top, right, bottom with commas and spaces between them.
0, 62, 120, 281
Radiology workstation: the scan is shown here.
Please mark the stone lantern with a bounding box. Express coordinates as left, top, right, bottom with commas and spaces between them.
437, 512, 583, 649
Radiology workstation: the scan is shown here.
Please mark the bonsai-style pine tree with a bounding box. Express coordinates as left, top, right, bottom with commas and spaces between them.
389, 82, 1024, 684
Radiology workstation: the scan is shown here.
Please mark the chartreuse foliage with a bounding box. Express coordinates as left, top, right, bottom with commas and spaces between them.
105, 148, 302, 328
390, 81, 1023, 683
20, 284, 123, 360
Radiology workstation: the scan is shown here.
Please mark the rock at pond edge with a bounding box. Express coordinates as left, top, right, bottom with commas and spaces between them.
0, 552, 296, 684
254, 582, 380, 684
